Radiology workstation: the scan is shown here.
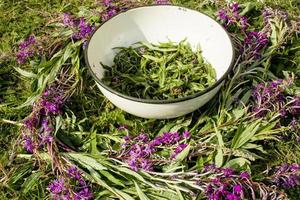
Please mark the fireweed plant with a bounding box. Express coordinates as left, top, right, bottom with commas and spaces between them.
101, 40, 216, 100
1, 0, 300, 200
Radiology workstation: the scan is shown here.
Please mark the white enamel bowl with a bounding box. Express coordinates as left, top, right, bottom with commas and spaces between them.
85, 5, 234, 119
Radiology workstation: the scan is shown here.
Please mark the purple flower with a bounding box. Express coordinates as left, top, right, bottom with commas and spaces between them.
72, 18, 94, 40
107, 8, 117, 18
263, 9, 271, 24
240, 171, 250, 179
42, 118, 53, 132
204, 168, 246, 200
21, 85, 67, 153
183, 130, 191, 138
273, 163, 300, 189
222, 168, 234, 177
240, 16, 249, 30
23, 135, 35, 153
289, 96, 300, 115
172, 143, 187, 158
16, 36, 36, 64
233, 185, 243, 194
159, 132, 182, 145
212, 177, 221, 184
120, 131, 189, 171
61, 13, 94, 40
127, 159, 138, 172
136, 133, 149, 143
230, 2, 239, 13
245, 31, 268, 46
204, 164, 217, 172
244, 31, 269, 58
118, 125, 128, 131
44, 101, 60, 114
24, 115, 38, 130
252, 80, 288, 118
63, 13, 74, 26
218, 9, 228, 21
144, 144, 155, 155
216, 2, 248, 32
155, 0, 170, 4
140, 159, 153, 171
48, 178, 66, 194
38, 133, 54, 144
19, 35, 35, 50
226, 193, 240, 200
67, 166, 82, 181
103, 0, 110, 6
74, 188, 93, 200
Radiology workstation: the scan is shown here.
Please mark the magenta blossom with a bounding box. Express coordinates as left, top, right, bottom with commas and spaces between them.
16, 35, 37, 64
155, 0, 170, 4
119, 131, 190, 171
62, 14, 94, 40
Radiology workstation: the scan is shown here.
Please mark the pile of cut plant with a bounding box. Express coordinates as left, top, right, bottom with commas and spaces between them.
1, 0, 300, 200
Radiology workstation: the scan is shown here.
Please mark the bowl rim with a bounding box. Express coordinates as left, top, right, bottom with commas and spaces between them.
84, 4, 235, 104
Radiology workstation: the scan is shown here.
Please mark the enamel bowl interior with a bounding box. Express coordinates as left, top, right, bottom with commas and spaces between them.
85, 5, 233, 105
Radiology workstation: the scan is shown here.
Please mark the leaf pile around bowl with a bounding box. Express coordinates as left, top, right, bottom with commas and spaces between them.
101, 39, 217, 100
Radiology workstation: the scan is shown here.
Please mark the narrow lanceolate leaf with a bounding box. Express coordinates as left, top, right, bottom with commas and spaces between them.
215, 148, 223, 168
14, 67, 37, 78
90, 131, 100, 155
231, 120, 261, 149
15, 94, 39, 109
134, 181, 151, 200
166, 145, 191, 173
224, 158, 250, 169
176, 187, 185, 200
213, 123, 224, 167
67, 153, 107, 170
21, 171, 43, 194
112, 166, 152, 186
99, 170, 125, 187
87, 167, 132, 200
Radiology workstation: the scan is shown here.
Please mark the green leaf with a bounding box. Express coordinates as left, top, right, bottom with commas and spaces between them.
54, 115, 63, 135
232, 108, 245, 120
67, 153, 107, 170
240, 2, 256, 16
22, 172, 43, 194
166, 145, 190, 172
169, 118, 192, 132
115, 167, 149, 184
90, 131, 100, 155
158, 123, 177, 135
97, 134, 122, 143
224, 158, 250, 169
134, 181, 150, 200
239, 90, 251, 106
87, 167, 129, 200
231, 120, 261, 149
148, 190, 180, 200
242, 143, 266, 153
115, 190, 135, 200
176, 187, 185, 200
15, 94, 39, 109
215, 148, 223, 168
14, 67, 37, 78
215, 125, 224, 147
143, 55, 162, 63
99, 170, 125, 187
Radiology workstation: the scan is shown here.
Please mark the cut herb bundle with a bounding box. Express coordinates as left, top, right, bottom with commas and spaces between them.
101, 40, 216, 100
